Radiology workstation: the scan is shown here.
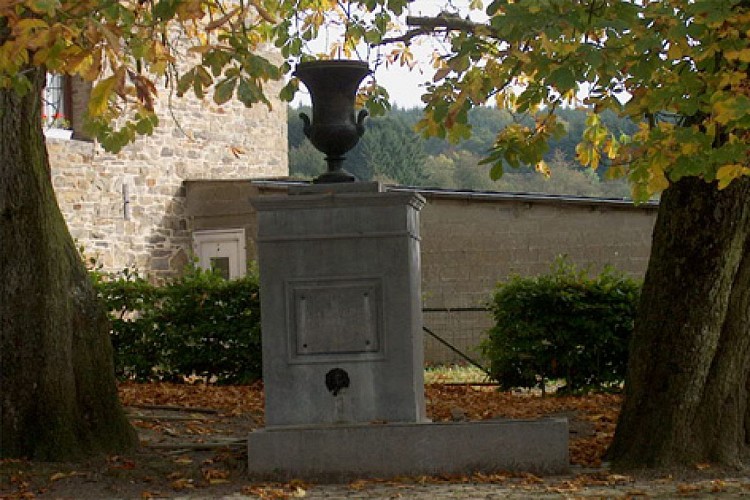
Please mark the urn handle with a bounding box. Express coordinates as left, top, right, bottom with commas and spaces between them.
356, 109, 368, 137
299, 112, 312, 140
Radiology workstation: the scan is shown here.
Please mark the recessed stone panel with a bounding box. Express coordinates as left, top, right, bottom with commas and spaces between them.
287, 277, 383, 362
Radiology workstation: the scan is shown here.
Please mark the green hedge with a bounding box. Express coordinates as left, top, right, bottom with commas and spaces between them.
481, 257, 640, 394
94, 266, 262, 384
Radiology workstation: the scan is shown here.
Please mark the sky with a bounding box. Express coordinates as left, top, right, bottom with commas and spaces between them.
293, 0, 484, 109
293, 49, 438, 109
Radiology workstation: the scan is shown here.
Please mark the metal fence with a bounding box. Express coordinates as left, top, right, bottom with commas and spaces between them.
422, 307, 494, 366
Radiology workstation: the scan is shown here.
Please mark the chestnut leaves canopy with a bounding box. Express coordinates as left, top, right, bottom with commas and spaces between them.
3, 0, 750, 198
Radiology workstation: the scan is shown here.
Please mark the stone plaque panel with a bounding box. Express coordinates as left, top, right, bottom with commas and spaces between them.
287, 277, 384, 363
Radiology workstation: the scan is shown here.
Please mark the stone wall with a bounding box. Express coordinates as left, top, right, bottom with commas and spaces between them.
184, 181, 658, 364
49, 61, 287, 278
411, 189, 657, 364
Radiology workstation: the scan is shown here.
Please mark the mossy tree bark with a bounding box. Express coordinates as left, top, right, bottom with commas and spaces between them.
609, 176, 750, 468
0, 68, 137, 460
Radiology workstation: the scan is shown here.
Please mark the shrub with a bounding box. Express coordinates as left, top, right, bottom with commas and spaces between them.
94, 265, 262, 384
480, 257, 640, 393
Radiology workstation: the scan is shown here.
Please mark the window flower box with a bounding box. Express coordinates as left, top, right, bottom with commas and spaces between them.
45, 127, 73, 140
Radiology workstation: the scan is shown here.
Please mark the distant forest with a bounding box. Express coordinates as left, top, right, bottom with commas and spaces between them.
288, 106, 638, 199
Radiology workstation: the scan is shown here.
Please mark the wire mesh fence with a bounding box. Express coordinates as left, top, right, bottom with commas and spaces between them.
422, 307, 494, 366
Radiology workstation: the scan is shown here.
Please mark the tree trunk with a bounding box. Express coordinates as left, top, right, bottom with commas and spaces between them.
0, 68, 137, 460
609, 176, 750, 468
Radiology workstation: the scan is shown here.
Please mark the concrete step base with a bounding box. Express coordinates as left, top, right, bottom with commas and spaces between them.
247, 419, 569, 482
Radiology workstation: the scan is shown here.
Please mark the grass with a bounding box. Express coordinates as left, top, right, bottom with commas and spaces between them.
424, 364, 491, 384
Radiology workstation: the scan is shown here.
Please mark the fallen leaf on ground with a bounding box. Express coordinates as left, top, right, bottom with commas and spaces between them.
202, 467, 229, 480
170, 478, 195, 490
607, 474, 633, 483
677, 483, 702, 494
119, 382, 621, 467
49, 472, 79, 481
712, 480, 728, 492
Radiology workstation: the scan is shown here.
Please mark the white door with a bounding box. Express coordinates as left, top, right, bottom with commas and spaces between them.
193, 229, 247, 279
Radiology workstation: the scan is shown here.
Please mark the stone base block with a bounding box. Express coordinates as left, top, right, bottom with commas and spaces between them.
247, 419, 569, 482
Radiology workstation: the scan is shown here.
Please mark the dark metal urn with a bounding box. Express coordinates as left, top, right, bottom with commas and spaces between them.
294, 60, 371, 183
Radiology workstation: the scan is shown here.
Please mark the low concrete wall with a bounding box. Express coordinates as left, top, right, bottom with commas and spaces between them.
185, 181, 658, 365
247, 418, 570, 481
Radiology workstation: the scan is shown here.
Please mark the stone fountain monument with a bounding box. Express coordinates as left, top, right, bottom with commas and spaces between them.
247, 60, 568, 481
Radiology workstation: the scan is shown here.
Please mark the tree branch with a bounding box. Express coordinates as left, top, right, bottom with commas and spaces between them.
380, 28, 431, 45
377, 14, 495, 46
405, 14, 488, 34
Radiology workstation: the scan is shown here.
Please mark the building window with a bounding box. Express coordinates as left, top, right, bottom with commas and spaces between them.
193, 229, 247, 280
43, 73, 71, 130
209, 257, 232, 280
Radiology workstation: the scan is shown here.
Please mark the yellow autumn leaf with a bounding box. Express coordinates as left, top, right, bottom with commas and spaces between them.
716, 164, 750, 189
576, 142, 600, 170
15, 18, 49, 33
604, 138, 620, 159
647, 166, 670, 194
718, 71, 746, 89
80, 50, 102, 81
667, 43, 682, 60
535, 160, 551, 178
713, 97, 739, 125
150, 61, 167, 75
724, 48, 750, 62
88, 72, 119, 117
680, 141, 700, 156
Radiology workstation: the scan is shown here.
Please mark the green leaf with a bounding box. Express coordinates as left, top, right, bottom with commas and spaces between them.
214, 77, 237, 105
279, 79, 298, 102
135, 115, 156, 135
548, 66, 576, 92
153, 0, 179, 20
26, 0, 58, 16
176, 68, 195, 97
237, 78, 262, 106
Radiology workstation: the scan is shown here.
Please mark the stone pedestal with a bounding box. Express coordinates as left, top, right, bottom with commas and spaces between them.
249, 183, 570, 481
252, 184, 426, 427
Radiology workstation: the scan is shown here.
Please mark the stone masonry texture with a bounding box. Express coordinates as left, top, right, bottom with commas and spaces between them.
48, 49, 287, 280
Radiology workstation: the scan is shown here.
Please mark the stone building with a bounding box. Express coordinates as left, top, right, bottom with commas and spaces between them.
45, 65, 658, 364
47, 65, 288, 279
185, 180, 658, 363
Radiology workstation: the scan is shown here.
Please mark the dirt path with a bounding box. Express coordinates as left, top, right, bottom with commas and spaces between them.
2, 383, 749, 499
